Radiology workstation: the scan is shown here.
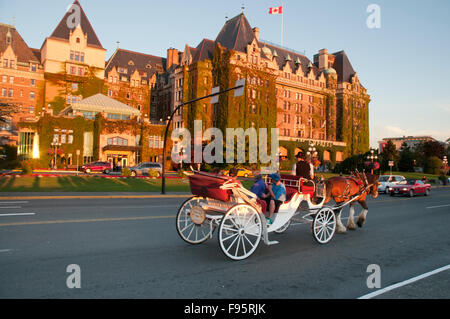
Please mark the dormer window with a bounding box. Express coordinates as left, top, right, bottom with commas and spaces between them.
76, 37, 80, 43
128, 60, 134, 66
146, 64, 151, 69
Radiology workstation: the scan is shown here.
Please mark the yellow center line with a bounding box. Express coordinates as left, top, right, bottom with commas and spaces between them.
0, 215, 176, 227
0, 195, 191, 200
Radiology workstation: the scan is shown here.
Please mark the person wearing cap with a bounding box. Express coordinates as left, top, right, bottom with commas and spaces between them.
265, 173, 286, 225
291, 151, 314, 179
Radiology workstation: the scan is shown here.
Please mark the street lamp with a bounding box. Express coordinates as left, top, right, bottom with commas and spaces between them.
50, 140, 61, 170
307, 143, 317, 159
443, 156, 448, 175
367, 149, 378, 174
179, 147, 185, 171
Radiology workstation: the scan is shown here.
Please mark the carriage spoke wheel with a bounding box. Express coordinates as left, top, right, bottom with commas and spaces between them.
274, 220, 291, 234
312, 207, 336, 244
176, 197, 214, 245
219, 204, 262, 260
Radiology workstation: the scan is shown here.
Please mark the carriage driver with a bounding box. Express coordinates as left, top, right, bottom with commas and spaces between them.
291, 151, 314, 180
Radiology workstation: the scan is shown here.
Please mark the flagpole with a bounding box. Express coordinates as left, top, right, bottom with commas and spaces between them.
281, 2, 284, 47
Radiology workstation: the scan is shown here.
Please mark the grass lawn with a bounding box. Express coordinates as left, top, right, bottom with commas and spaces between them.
0, 171, 443, 193
0, 176, 192, 193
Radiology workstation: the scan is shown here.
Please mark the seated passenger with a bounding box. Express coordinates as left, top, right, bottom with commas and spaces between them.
291, 152, 314, 179
250, 174, 268, 213
265, 173, 286, 225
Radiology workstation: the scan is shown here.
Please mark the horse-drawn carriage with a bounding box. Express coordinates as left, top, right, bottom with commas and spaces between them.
176, 170, 379, 260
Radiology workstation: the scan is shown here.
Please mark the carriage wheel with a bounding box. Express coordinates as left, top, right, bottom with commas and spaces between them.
176, 197, 214, 245
312, 207, 336, 244
274, 220, 291, 234
218, 204, 262, 260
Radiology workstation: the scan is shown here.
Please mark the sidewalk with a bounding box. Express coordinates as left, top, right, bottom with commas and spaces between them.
0, 191, 192, 200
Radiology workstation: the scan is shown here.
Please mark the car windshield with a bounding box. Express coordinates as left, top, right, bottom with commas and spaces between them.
379, 176, 389, 182
406, 179, 416, 185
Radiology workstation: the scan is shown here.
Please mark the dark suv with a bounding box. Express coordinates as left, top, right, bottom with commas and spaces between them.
81, 161, 112, 174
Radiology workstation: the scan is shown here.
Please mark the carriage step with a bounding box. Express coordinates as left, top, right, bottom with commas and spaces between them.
266, 240, 279, 246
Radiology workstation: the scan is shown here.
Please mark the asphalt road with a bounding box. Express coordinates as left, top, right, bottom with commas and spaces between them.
0, 188, 449, 299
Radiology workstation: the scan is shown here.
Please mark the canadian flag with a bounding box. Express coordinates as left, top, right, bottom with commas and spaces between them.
269, 6, 283, 14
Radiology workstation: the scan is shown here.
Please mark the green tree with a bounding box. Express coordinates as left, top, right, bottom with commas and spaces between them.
381, 140, 400, 172
398, 142, 415, 172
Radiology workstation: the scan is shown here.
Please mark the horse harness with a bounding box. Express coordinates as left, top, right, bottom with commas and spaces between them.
336, 173, 373, 201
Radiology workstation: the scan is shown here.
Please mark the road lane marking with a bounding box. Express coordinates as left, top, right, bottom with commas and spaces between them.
0, 215, 176, 227
0, 206, 22, 209
0, 213, 35, 217
0, 201, 28, 204
0, 249, 13, 253
426, 204, 450, 209
358, 264, 450, 299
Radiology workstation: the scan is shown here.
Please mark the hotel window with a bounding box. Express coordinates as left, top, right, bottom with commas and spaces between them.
68, 135, 73, 144
1, 88, 6, 97
8, 89, 13, 97
9, 76, 14, 84
70, 51, 74, 60
113, 76, 117, 83
2, 75, 6, 82
31, 64, 37, 72
107, 113, 121, 120
29, 106, 34, 113
75, 51, 80, 61
78, 68, 84, 76
10, 60, 14, 68
60, 134, 67, 144
70, 66, 76, 75
80, 52, 84, 62
251, 104, 256, 113
82, 111, 95, 119
31, 79, 35, 86
108, 89, 113, 97
109, 76, 112, 83
3, 59, 8, 68
72, 83, 78, 90
30, 92, 35, 100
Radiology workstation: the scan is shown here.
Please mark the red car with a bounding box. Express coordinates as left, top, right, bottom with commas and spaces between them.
389, 179, 431, 197
81, 161, 112, 174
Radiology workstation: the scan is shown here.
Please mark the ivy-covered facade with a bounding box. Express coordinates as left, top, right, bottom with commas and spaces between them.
152, 13, 371, 165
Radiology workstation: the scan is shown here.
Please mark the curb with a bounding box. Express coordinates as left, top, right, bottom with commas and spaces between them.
0, 194, 192, 200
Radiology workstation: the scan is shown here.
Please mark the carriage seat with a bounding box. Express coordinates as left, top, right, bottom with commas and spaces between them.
280, 174, 315, 198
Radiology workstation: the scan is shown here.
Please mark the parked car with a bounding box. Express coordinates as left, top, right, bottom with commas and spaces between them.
129, 162, 162, 177
378, 175, 406, 194
221, 168, 253, 178
81, 161, 112, 174
389, 179, 431, 197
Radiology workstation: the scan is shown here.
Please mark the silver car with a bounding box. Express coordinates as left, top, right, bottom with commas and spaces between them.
129, 162, 162, 177
378, 175, 406, 193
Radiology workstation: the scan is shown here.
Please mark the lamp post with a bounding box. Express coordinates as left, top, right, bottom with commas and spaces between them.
179, 147, 185, 171
160, 80, 245, 194
443, 156, 448, 176
367, 149, 378, 175
50, 140, 61, 170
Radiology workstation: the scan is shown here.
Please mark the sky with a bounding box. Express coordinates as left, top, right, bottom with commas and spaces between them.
1, 0, 449, 148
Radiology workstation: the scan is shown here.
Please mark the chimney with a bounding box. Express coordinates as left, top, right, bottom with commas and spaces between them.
252, 27, 260, 41
167, 48, 179, 69
318, 48, 329, 71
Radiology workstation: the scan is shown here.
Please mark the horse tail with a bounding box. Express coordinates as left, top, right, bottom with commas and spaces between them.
323, 180, 333, 204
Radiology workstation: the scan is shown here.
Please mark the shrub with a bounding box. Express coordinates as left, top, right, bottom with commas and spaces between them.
177, 169, 186, 178
148, 169, 160, 178
121, 167, 131, 177
20, 161, 34, 175
424, 156, 442, 175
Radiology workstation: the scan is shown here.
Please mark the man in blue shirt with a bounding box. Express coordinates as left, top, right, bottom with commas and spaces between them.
265, 173, 286, 225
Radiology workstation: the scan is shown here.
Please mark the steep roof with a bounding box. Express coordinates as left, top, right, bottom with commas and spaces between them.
0, 23, 40, 63
192, 39, 215, 62
105, 48, 166, 81
215, 13, 256, 52
49, 0, 103, 49
331, 50, 356, 83
261, 42, 321, 77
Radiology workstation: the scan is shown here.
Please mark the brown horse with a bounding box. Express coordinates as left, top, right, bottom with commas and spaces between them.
324, 172, 380, 233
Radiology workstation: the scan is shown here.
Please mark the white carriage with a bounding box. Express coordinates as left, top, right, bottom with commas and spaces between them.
176, 171, 337, 260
